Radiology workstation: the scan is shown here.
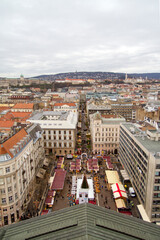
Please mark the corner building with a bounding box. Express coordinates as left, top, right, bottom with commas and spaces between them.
0, 125, 44, 226
119, 123, 160, 223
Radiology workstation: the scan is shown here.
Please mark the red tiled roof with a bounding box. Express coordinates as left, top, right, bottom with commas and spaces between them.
0, 107, 10, 112
52, 98, 64, 102
12, 112, 31, 119
0, 121, 14, 128
12, 103, 33, 109
54, 103, 76, 107
2, 129, 28, 157
0, 111, 31, 123
51, 169, 66, 190
0, 145, 7, 155
0, 112, 14, 121
66, 78, 86, 81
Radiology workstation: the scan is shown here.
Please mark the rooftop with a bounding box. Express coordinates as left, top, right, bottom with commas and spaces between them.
122, 123, 160, 158
1, 203, 160, 240
12, 103, 34, 109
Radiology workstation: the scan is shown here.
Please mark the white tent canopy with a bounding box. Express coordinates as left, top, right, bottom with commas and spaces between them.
111, 183, 128, 199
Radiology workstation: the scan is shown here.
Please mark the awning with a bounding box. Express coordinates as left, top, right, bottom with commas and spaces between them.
105, 170, 121, 185
36, 168, 46, 178
115, 199, 126, 209
67, 154, 73, 159
51, 169, 66, 190
45, 197, 54, 205
120, 169, 130, 181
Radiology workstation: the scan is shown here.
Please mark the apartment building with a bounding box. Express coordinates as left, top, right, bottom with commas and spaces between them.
0, 124, 44, 226
11, 103, 34, 113
119, 122, 160, 223
90, 112, 125, 155
111, 101, 134, 121
27, 111, 78, 156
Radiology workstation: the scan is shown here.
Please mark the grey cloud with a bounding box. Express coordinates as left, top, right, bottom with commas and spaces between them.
0, 0, 159, 77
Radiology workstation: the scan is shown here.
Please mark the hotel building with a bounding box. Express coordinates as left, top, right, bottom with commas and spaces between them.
119, 122, 160, 223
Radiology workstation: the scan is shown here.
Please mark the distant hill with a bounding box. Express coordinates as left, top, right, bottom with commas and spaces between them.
33, 71, 160, 81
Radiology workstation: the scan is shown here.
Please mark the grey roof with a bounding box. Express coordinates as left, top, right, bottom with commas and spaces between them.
1, 203, 160, 240
29, 111, 69, 121
123, 123, 160, 157
26, 124, 43, 143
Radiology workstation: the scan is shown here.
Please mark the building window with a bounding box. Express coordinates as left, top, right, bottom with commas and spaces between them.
7, 177, 11, 184
8, 187, 12, 193
64, 131, 66, 134
69, 131, 71, 134
2, 198, 6, 204
59, 131, 61, 134
9, 196, 13, 202
155, 172, 160, 176
1, 189, 5, 194
5, 167, 10, 173
12, 164, 15, 171
15, 193, 18, 199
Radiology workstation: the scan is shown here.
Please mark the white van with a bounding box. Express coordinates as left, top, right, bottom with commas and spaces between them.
129, 187, 136, 197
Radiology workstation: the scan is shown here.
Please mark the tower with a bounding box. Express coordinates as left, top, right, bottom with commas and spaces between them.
125, 73, 128, 81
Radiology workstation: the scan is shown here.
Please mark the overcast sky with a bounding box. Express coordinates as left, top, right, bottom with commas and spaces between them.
0, 0, 159, 78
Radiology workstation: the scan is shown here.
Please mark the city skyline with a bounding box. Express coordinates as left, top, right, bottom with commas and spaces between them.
0, 0, 160, 78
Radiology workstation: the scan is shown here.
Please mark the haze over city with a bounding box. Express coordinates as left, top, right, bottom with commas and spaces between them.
0, 0, 160, 78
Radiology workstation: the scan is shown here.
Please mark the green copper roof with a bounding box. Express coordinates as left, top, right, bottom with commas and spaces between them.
1, 203, 160, 240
